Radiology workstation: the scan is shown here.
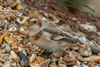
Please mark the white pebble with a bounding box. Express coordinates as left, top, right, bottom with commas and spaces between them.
10, 51, 18, 59
3, 61, 12, 67
80, 23, 97, 32
29, 54, 37, 63
78, 36, 88, 44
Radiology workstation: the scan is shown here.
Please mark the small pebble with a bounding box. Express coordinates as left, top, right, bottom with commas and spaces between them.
49, 63, 58, 67
11, 62, 17, 67
19, 51, 28, 66
40, 59, 50, 67
82, 64, 89, 67
36, 56, 46, 64
5, 44, 11, 52
78, 36, 88, 44
10, 51, 18, 60
80, 23, 97, 32
0, 63, 2, 67
29, 54, 37, 63
9, 26, 18, 32
30, 63, 40, 67
3, 61, 12, 67
58, 64, 67, 67
16, 4, 23, 10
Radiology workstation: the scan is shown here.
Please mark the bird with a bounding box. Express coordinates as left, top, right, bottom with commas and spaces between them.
27, 19, 69, 52
27, 17, 82, 53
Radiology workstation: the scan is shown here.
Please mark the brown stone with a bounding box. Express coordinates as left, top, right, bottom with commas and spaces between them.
89, 62, 95, 67
58, 64, 67, 67
88, 55, 100, 63
0, 63, 2, 67
49, 64, 58, 67
0, 31, 8, 44
12, 42, 19, 50
4, 35, 14, 44
30, 63, 40, 67
16, 4, 23, 10
40, 59, 50, 67
36, 56, 46, 64
63, 55, 75, 63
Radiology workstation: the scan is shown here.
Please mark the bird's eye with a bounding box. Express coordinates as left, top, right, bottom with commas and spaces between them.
33, 21, 36, 24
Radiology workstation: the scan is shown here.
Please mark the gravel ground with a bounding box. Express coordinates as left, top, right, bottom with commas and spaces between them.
0, 0, 100, 67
